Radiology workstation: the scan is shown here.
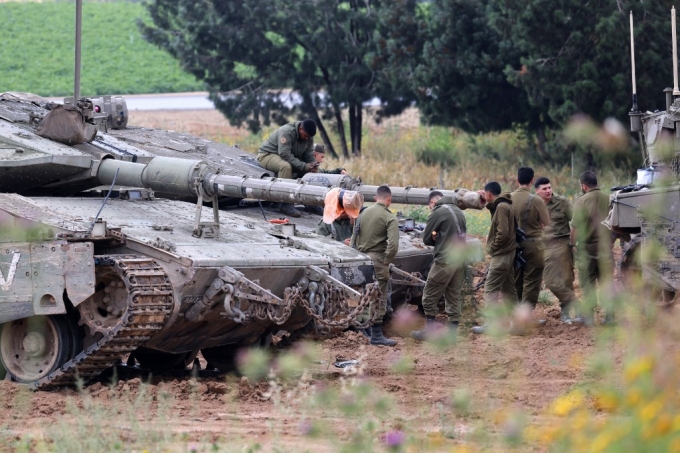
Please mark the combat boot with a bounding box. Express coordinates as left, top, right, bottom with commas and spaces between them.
279, 202, 302, 218
410, 316, 437, 341
370, 323, 397, 346
304, 205, 324, 216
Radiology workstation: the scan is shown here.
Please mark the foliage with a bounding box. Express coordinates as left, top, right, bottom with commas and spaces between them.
0, 1, 202, 97
411, 0, 531, 134
487, 0, 671, 151
140, 0, 415, 159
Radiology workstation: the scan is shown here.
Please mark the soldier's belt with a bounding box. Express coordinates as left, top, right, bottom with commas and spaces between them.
520, 236, 543, 242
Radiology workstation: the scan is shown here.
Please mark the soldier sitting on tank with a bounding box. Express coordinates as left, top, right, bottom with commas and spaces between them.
313, 143, 347, 175
257, 119, 319, 218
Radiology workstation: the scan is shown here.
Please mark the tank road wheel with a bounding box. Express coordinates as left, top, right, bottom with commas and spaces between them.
131, 347, 190, 372
620, 237, 676, 308
0, 316, 72, 384
77, 267, 130, 337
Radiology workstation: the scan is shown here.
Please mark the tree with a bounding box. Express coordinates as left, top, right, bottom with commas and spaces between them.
488, 0, 672, 160
408, 0, 532, 133
140, 0, 411, 158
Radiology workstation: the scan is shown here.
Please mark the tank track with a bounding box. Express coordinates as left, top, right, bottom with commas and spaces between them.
33, 256, 174, 390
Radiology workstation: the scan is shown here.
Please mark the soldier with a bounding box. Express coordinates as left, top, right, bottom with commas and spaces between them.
570, 171, 614, 323
512, 167, 550, 309
316, 212, 353, 245
313, 143, 347, 175
257, 119, 318, 217
316, 187, 362, 245
534, 177, 579, 323
410, 190, 467, 341
350, 185, 400, 346
472, 182, 518, 334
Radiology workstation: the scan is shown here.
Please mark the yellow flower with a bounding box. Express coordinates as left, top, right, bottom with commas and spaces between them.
640, 398, 664, 422
549, 390, 584, 416
624, 356, 654, 383
655, 414, 672, 436
669, 437, 680, 453
590, 430, 617, 453
672, 414, 680, 432
593, 392, 618, 413
626, 388, 642, 407
572, 409, 590, 430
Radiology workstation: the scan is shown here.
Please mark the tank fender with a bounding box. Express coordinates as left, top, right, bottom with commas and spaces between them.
0, 241, 95, 324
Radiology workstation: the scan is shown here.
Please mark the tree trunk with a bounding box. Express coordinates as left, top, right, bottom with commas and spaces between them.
348, 103, 362, 157
300, 92, 338, 158
535, 127, 551, 162
349, 103, 357, 156
355, 104, 362, 157
332, 102, 350, 158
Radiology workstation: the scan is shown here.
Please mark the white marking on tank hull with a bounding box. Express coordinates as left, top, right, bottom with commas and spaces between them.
0, 253, 20, 290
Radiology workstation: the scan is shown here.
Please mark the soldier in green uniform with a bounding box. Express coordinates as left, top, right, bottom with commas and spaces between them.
257, 119, 318, 217
472, 182, 518, 334
350, 185, 400, 346
313, 143, 347, 175
410, 191, 467, 342
511, 167, 550, 308
316, 211, 353, 245
534, 177, 579, 323
570, 171, 614, 323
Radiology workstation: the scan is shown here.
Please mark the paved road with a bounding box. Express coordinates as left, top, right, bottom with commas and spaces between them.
47, 92, 215, 111
47, 91, 382, 111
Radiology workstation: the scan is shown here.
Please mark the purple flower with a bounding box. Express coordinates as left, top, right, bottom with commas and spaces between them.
383, 430, 406, 449
298, 419, 313, 436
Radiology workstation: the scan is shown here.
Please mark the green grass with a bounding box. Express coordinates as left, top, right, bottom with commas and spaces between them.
0, 1, 203, 96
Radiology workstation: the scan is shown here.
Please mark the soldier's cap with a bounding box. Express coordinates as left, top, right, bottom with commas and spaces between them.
301, 119, 317, 136
323, 187, 364, 223
314, 143, 325, 153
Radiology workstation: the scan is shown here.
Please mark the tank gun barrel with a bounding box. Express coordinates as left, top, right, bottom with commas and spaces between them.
97, 157, 485, 210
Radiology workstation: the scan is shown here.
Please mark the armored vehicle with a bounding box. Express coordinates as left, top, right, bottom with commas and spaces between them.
607, 10, 680, 304
0, 92, 486, 388
0, 1, 486, 388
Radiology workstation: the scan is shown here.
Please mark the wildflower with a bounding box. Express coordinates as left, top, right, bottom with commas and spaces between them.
549, 390, 584, 416
624, 356, 654, 383
298, 419, 313, 436
383, 429, 406, 451
590, 430, 617, 453
654, 414, 672, 436
640, 398, 664, 422
593, 392, 618, 413
626, 388, 642, 407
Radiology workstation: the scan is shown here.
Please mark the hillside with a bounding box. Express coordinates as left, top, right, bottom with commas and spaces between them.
0, 1, 203, 96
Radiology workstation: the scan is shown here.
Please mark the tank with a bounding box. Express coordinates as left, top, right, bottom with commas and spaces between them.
0, 91, 487, 388
606, 10, 680, 303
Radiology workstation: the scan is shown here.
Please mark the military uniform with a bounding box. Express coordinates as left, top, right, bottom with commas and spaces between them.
543, 195, 576, 308
350, 202, 400, 320
511, 187, 550, 306
316, 218, 353, 243
257, 122, 314, 179
571, 188, 613, 308
421, 197, 467, 323
484, 193, 518, 304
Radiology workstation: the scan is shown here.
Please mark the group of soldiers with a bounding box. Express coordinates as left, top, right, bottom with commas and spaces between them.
257, 119, 615, 346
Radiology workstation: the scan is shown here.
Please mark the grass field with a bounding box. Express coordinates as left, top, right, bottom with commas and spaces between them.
0, 1, 202, 96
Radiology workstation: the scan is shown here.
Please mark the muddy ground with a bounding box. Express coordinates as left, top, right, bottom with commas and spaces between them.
0, 109, 657, 452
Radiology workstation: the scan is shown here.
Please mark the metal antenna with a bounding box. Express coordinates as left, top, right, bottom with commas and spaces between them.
630, 11, 638, 111
74, 0, 82, 101
673, 7, 680, 95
